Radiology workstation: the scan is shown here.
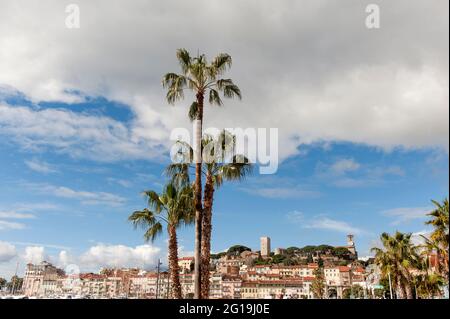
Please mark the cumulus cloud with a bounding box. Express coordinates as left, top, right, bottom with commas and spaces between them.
0, 241, 17, 262
57, 250, 73, 268
79, 244, 161, 270
0, 242, 162, 272
0, 104, 165, 162
23, 246, 47, 264
0, 0, 447, 164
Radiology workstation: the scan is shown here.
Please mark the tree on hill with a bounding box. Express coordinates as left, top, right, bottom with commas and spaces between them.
333, 247, 351, 257
285, 247, 300, 254
227, 245, 251, 256
210, 252, 227, 259
272, 254, 285, 264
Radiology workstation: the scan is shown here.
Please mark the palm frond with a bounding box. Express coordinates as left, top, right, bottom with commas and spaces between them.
143, 221, 163, 242
128, 208, 157, 229
209, 89, 223, 106
212, 53, 232, 74
143, 190, 164, 212
188, 101, 199, 121
165, 163, 191, 188
176, 49, 192, 74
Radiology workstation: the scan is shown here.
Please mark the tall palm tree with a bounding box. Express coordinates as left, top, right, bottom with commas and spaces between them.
129, 183, 194, 299
422, 198, 449, 280
200, 132, 253, 298
163, 49, 241, 298
167, 132, 252, 298
371, 232, 420, 299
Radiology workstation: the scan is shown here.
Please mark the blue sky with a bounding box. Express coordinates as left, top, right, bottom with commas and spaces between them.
0, 92, 448, 277
0, 0, 448, 278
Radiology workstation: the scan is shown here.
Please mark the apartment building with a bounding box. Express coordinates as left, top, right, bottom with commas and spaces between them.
23, 261, 64, 297
241, 279, 312, 299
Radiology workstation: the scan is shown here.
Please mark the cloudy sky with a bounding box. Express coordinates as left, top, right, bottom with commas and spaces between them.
0, 0, 448, 278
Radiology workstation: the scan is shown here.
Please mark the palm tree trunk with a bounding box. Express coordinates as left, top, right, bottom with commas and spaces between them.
168, 225, 182, 299
405, 282, 414, 299
193, 91, 204, 299
200, 171, 214, 298
396, 276, 406, 299
435, 249, 443, 276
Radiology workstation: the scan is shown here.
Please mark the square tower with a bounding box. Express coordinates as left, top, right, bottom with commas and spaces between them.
260, 236, 271, 257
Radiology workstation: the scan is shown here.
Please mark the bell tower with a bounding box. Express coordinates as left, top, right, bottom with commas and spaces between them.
347, 234, 356, 256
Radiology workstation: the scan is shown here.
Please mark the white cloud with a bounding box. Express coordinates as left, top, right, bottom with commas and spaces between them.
241, 176, 320, 199
0, 211, 35, 219
12, 202, 60, 212
24, 183, 126, 206
411, 230, 430, 246
57, 250, 73, 268
0, 241, 17, 262
0, 104, 166, 162
79, 244, 161, 270
0, 0, 447, 164
23, 246, 47, 264
286, 210, 304, 222
330, 159, 361, 175
244, 187, 320, 199
304, 217, 363, 235
1, 242, 163, 273
382, 206, 431, 225
107, 177, 132, 188
316, 158, 406, 188
24, 158, 58, 173
11, 241, 70, 250
0, 220, 26, 230
286, 211, 363, 235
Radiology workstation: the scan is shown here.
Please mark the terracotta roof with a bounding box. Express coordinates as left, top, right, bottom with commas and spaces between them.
79, 273, 106, 280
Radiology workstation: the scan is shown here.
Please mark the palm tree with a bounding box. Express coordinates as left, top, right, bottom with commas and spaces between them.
422, 198, 449, 281
200, 132, 252, 298
167, 132, 252, 298
311, 268, 325, 299
413, 255, 446, 298
129, 183, 194, 299
371, 232, 420, 299
163, 49, 241, 298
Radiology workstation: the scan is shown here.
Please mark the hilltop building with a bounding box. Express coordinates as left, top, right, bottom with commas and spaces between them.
260, 236, 271, 257
346, 234, 357, 256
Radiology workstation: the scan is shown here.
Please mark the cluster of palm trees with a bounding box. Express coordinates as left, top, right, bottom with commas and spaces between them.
372, 198, 449, 299
129, 49, 251, 299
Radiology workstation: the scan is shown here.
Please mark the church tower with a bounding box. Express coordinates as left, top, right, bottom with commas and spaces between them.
347, 234, 357, 256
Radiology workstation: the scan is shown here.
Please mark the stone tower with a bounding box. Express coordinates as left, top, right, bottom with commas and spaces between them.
260, 236, 271, 257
